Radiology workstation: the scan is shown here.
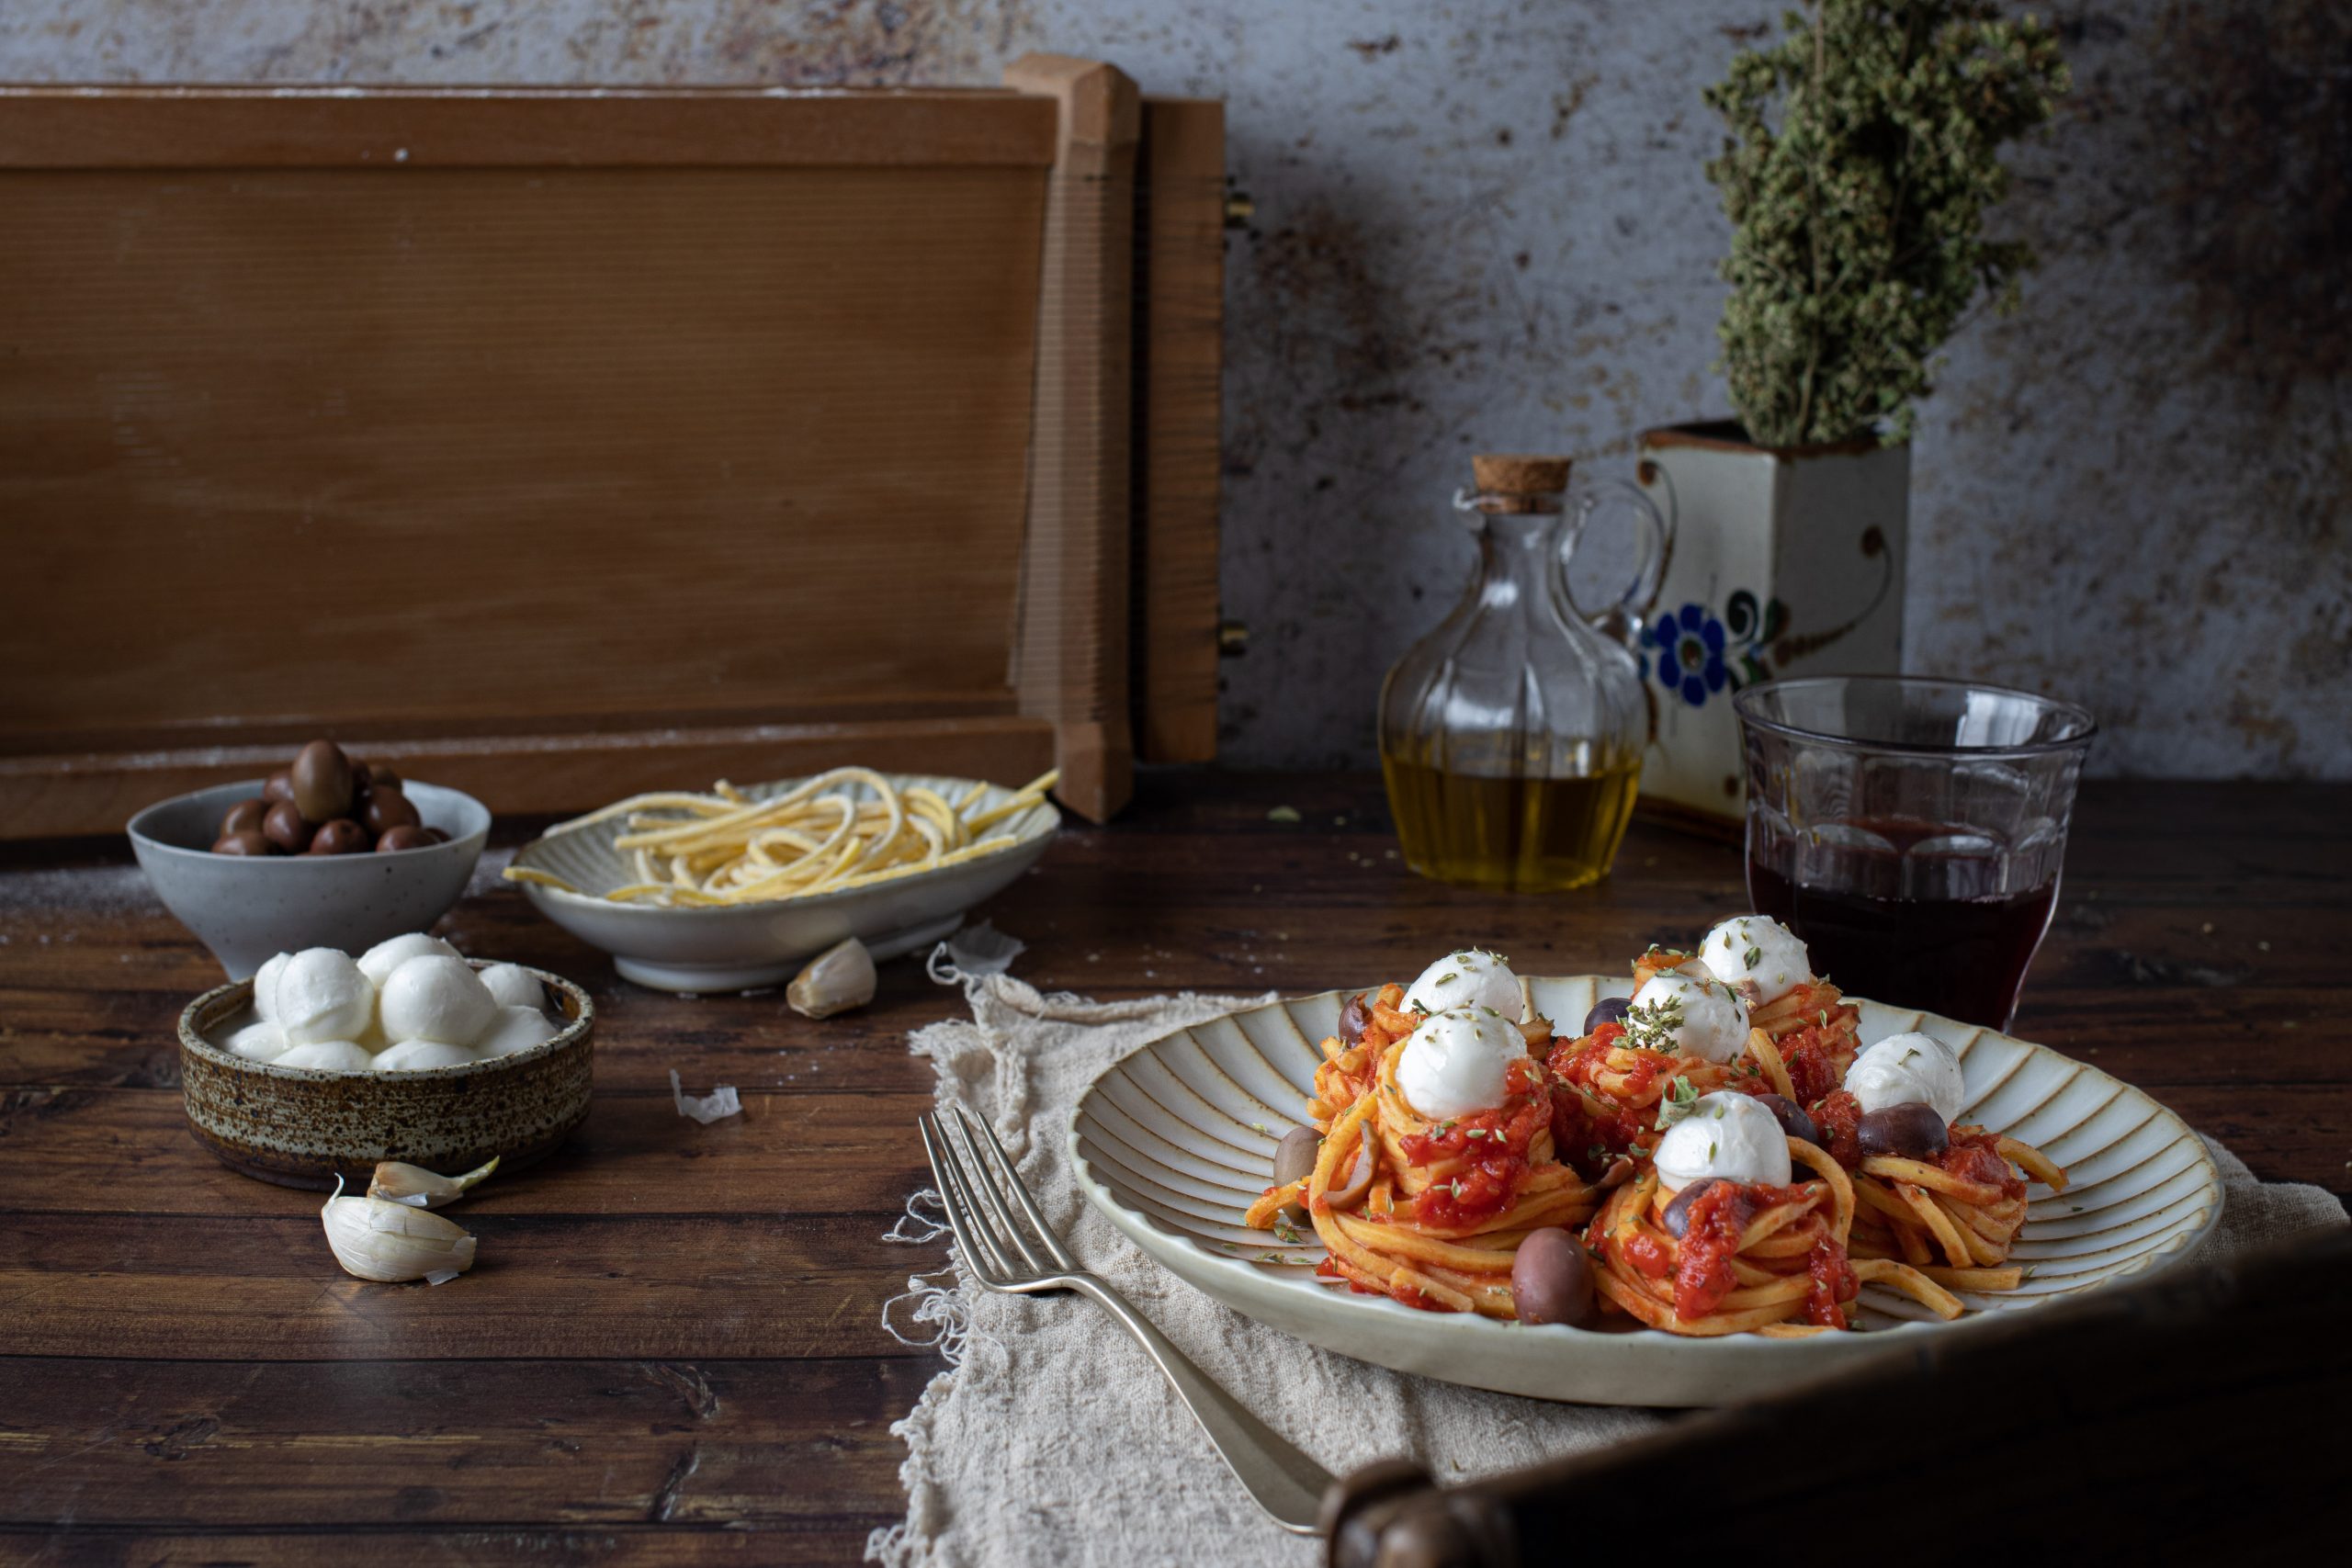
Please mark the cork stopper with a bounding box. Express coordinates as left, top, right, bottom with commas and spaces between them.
1470, 454, 1571, 511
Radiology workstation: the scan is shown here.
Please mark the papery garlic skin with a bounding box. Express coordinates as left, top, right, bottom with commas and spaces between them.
367, 1156, 499, 1209
321, 1178, 478, 1281
787, 936, 876, 1020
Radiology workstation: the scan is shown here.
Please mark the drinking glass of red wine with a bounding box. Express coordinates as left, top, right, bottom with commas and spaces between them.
1734, 675, 2096, 1032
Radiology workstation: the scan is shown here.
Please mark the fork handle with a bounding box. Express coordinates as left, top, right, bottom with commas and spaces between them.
1066, 1273, 1333, 1534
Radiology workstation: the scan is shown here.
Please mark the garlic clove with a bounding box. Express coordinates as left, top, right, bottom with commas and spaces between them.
366, 1155, 499, 1209
787, 936, 877, 1020
322, 1175, 479, 1281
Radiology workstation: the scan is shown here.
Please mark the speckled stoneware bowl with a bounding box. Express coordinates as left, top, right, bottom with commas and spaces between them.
130, 778, 491, 981
177, 961, 594, 1190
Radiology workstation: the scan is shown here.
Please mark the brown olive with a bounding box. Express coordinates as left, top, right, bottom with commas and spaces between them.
1510, 1227, 1596, 1326
375, 823, 436, 852
1272, 1125, 1318, 1222
262, 799, 312, 853
290, 739, 356, 823
263, 772, 296, 805
219, 797, 269, 838
212, 829, 272, 856
369, 762, 401, 789
1660, 1178, 1728, 1239
1338, 992, 1370, 1043
1857, 1103, 1949, 1161
307, 818, 370, 855
422, 826, 449, 844
362, 785, 421, 836
1755, 1093, 1819, 1146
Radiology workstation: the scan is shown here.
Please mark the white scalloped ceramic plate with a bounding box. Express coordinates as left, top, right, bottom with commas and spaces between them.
1069, 976, 2222, 1407
512, 771, 1057, 993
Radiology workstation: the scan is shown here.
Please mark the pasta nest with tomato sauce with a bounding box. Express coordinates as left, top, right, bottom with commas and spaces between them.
1243, 984, 1605, 1317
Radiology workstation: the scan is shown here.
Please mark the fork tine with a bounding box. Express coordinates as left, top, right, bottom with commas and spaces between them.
920, 1113, 1010, 1285
943, 1110, 1053, 1276
956, 1104, 1080, 1274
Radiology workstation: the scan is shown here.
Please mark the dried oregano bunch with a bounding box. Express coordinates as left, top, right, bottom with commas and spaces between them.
1704, 2, 2070, 447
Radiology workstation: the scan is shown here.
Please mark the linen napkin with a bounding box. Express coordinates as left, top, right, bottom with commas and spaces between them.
867, 975, 2349, 1568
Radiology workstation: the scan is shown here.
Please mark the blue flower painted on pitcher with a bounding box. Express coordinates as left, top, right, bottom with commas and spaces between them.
1646, 603, 1728, 708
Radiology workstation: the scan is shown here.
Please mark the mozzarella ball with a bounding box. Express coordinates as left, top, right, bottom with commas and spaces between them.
1626, 973, 1752, 1064
357, 931, 463, 989
378, 955, 498, 1046
371, 1038, 480, 1072
1404, 949, 1523, 1021
223, 1020, 288, 1062
1846, 1032, 1966, 1123
478, 963, 548, 1012
253, 952, 292, 1023
1700, 915, 1815, 1005
1655, 1093, 1793, 1192
272, 1039, 376, 1072
1396, 1007, 1527, 1120
275, 948, 375, 1046
476, 1005, 560, 1058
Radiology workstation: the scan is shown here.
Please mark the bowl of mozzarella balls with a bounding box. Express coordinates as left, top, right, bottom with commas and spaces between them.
176, 932, 594, 1190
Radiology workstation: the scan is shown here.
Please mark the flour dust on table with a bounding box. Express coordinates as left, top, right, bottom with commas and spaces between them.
871, 974, 2348, 1568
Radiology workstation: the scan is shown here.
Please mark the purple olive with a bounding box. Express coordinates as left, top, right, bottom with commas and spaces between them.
1583, 996, 1632, 1034
1857, 1102, 1949, 1161
1660, 1178, 1727, 1239
1272, 1126, 1318, 1223
1338, 992, 1370, 1043
1510, 1227, 1596, 1326
1756, 1093, 1819, 1146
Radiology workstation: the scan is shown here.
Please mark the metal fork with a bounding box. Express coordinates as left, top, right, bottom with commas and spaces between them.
919, 1104, 1334, 1534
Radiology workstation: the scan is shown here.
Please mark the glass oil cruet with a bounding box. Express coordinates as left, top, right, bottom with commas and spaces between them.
1379, 453, 1669, 891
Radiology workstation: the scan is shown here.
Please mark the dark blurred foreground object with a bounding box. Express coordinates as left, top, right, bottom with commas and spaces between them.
1324, 1228, 2352, 1566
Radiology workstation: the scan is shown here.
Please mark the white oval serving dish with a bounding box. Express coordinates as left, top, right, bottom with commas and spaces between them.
1070, 976, 2222, 1408
510, 769, 1058, 993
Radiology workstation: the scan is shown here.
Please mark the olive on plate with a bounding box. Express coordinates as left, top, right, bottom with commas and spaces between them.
1272, 1125, 1318, 1223
1660, 1177, 1726, 1239
1755, 1093, 1819, 1146
1583, 995, 1632, 1034
1338, 993, 1370, 1043
1510, 1227, 1596, 1326
1856, 1102, 1949, 1161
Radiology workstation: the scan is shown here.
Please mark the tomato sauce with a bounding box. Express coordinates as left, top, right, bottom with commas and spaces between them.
1671, 1182, 1758, 1319
1941, 1128, 2026, 1199
1545, 1022, 1668, 1175
1811, 1089, 1863, 1168
1398, 1064, 1549, 1230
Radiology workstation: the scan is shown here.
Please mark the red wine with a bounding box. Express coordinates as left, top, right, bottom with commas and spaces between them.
1747, 827, 2060, 1030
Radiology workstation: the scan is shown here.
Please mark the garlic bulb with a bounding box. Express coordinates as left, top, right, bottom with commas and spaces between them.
321, 1176, 478, 1281
366, 1156, 499, 1210
787, 936, 876, 1020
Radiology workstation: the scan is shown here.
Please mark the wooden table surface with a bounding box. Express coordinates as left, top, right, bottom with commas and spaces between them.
3, 772, 2346, 1564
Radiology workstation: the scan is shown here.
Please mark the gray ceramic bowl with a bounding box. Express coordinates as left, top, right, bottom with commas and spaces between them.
177, 961, 594, 1190
129, 779, 491, 980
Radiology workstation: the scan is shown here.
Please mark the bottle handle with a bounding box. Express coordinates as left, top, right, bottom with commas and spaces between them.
1561, 475, 1672, 649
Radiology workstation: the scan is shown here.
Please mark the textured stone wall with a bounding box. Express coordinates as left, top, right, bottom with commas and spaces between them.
5, 0, 2343, 776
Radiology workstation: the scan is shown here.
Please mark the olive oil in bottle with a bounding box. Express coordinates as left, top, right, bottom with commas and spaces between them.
1375, 454, 1667, 893
1381, 753, 1642, 893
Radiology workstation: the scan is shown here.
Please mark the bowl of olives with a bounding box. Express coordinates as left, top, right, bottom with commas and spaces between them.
129, 740, 490, 980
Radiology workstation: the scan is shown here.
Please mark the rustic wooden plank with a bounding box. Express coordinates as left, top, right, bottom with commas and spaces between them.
1004, 54, 1141, 822
0, 718, 1057, 843
0, 1213, 929, 1361
0, 1089, 936, 1217
1133, 97, 1225, 765
0, 86, 1060, 168
0, 1357, 926, 1529
0, 1528, 871, 1566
